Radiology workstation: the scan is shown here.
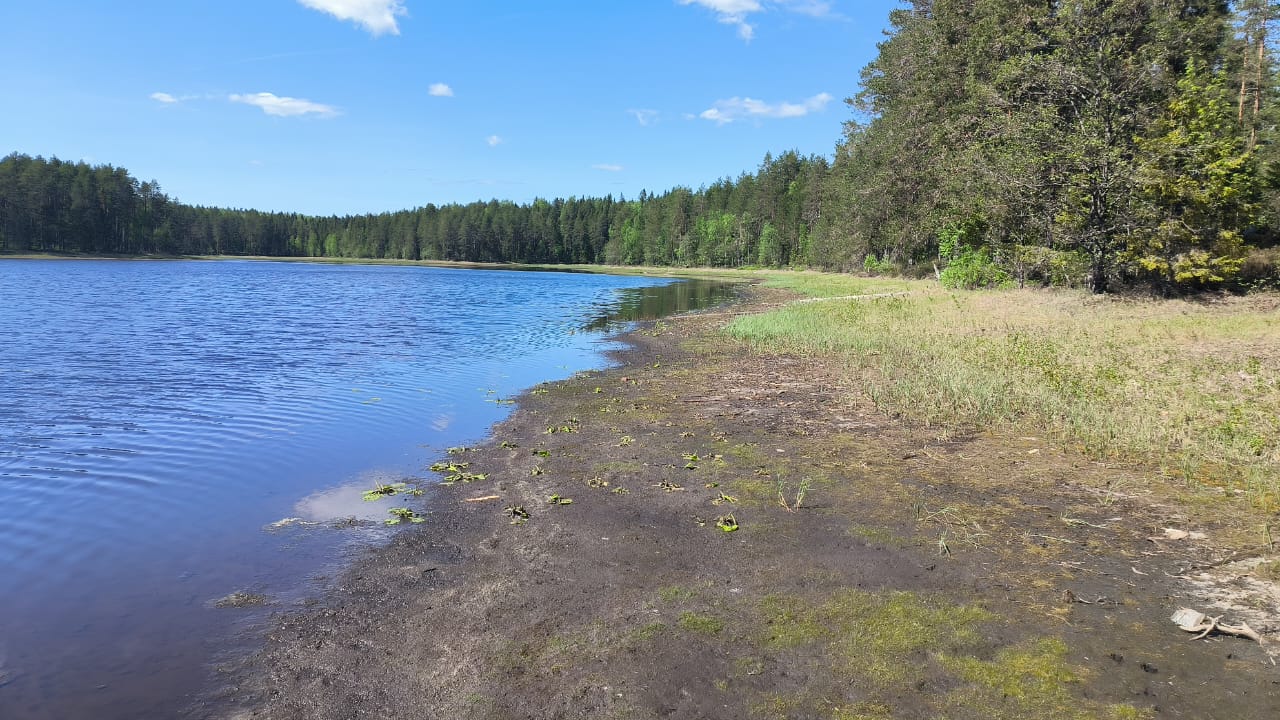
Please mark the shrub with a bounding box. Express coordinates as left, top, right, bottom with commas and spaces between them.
939, 248, 1011, 290
862, 253, 896, 275
936, 217, 1010, 290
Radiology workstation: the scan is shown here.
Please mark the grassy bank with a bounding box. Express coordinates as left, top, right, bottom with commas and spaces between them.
728, 273, 1280, 511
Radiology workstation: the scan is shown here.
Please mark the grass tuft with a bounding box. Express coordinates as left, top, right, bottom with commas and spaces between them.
677, 611, 724, 635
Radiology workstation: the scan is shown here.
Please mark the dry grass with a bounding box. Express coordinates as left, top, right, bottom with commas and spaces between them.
728, 276, 1280, 509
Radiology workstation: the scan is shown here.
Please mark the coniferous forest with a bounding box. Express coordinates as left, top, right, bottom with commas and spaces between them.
3, 0, 1280, 293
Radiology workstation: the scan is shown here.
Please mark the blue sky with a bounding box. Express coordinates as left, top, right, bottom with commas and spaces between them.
1, 1, 898, 215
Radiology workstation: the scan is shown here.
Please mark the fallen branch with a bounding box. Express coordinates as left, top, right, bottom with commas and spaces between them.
464, 495, 502, 503
1171, 607, 1264, 644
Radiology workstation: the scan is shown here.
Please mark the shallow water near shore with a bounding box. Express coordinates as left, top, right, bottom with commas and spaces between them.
0, 259, 735, 720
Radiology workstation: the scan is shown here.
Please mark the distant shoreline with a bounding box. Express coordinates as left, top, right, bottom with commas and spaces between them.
0, 251, 761, 281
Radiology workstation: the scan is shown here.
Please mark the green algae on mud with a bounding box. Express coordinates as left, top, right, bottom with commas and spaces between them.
754, 591, 1145, 720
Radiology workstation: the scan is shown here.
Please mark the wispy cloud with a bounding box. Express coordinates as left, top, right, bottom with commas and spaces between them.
486, 135, 503, 147
297, 0, 407, 36
679, 0, 761, 40
699, 92, 832, 124
592, 164, 624, 172
680, 0, 837, 40
777, 0, 835, 18
627, 108, 659, 126
150, 92, 206, 105
428, 82, 454, 97
230, 92, 340, 118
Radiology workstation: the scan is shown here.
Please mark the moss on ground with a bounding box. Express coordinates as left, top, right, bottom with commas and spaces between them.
942, 639, 1151, 720
754, 590, 1146, 719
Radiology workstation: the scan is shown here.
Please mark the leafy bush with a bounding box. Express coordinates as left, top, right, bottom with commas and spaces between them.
862, 253, 896, 275
939, 248, 1010, 289
1009, 246, 1089, 288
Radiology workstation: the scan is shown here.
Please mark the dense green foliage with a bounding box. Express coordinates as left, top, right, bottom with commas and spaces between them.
3, 1, 1279, 292
0, 151, 829, 268
827, 0, 1279, 292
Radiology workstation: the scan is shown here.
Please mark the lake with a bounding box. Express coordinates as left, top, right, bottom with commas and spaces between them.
0, 259, 736, 719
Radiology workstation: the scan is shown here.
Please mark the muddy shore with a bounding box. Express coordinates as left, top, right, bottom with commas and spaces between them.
206, 286, 1279, 720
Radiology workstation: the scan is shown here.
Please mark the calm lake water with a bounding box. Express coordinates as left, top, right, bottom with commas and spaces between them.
0, 259, 736, 720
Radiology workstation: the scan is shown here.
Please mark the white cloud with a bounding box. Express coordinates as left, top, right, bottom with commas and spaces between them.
486, 135, 503, 147
428, 82, 454, 97
679, 0, 761, 40
592, 164, 624, 172
229, 92, 340, 118
777, 0, 834, 18
627, 108, 659, 126
699, 92, 832, 124
151, 92, 205, 105
297, 0, 407, 36
680, 0, 837, 40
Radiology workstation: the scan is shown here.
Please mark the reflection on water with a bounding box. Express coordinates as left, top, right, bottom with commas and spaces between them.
293, 472, 410, 524
0, 259, 735, 720
584, 279, 740, 331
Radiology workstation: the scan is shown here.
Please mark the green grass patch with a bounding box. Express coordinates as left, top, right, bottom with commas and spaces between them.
659, 585, 696, 602
759, 271, 912, 298
728, 285, 1280, 508
677, 611, 724, 635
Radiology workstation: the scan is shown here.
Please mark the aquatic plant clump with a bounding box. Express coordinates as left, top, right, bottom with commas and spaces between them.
385, 507, 425, 525
362, 482, 409, 501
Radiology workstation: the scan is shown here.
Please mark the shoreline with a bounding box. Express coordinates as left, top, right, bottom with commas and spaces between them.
0, 251, 758, 281
206, 285, 1279, 720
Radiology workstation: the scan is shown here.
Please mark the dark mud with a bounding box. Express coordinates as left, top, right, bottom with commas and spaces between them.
205, 286, 1279, 720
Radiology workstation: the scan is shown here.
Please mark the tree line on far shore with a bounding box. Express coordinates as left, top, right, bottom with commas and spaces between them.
0, 150, 828, 271
2, 0, 1279, 293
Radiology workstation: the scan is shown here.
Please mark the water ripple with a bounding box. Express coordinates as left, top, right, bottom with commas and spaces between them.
0, 259, 735, 720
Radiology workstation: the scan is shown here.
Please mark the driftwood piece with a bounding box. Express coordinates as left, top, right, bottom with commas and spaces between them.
464, 495, 502, 503
1171, 607, 1264, 643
